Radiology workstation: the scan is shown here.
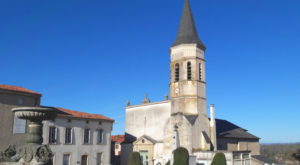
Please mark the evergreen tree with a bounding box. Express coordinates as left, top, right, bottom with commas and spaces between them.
211, 152, 227, 165
128, 152, 143, 165
173, 147, 189, 165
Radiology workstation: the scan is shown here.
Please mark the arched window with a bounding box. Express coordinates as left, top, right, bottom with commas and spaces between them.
187, 62, 192, 80
199, 63, 202, 81
175, 63, 180, 82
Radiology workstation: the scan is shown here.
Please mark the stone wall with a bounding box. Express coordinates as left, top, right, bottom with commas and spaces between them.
217, 138, 260, 155
0, 91, 40, 151
125, 101, 171, 142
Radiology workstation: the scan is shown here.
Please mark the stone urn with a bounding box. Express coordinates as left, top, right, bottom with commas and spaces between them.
0, 107, 57, 165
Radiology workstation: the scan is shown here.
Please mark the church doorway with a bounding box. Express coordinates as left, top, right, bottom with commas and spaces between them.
140, 151, 149, 165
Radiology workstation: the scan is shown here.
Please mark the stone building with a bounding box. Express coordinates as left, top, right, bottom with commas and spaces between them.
121, 0, 261, 165
43, 107, 114, 165
0, 84, 114, 165
111, 135, 125, 165
0, 84, 41, 151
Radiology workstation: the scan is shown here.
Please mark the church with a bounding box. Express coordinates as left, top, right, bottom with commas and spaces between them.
120, 0, 261, 165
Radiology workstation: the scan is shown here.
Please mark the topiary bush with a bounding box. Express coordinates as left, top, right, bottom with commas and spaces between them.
165, 160, 170, 165
128, 152, 143, 165
173, 147, 189, 165
211, 152, 227, 165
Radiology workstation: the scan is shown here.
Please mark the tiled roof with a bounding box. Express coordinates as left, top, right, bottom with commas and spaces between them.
0, 84, 41, 95
55, 107, 114, 122
111, 135, 125, 143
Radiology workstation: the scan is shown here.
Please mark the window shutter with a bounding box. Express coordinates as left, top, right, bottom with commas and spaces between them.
101, 130, 104, 144
70, 128, 73, 144
88, 129, 91, 144
97, 130, 100, 144
55, 127, 58, 144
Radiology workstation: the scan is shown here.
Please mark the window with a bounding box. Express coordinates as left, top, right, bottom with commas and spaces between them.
96, 153, 103, 165
97, 129, 104, 144
63, 154, 70, 165
49, 126, 58, 144
175, 63, 180, 82
233, 153, 241, 159
81, 155, 88, 165
199, 63, 202, 81
187, 62, 192, 80
18, 98, 24, 105
84, 128, 90, 144
243, 153, 250, 159
13, 115, 26, 134
65, 128, 73, 144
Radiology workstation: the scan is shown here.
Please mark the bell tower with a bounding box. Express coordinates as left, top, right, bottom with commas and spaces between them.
170, 0, 207, 116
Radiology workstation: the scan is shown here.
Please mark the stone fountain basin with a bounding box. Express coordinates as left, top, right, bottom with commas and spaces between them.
12, 107, 57, 121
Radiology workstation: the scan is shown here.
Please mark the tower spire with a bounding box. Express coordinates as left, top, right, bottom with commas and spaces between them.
172, 0, 206, 50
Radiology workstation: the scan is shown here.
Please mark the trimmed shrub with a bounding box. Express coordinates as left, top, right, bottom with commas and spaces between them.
211, 152, 227, 165
173, 147, 189, 165
128, 152, 143, 165
165, 160, 170, 165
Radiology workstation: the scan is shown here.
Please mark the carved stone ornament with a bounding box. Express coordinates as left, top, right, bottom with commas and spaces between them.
0, 145, 17, 162
35, 145, 52, 163
17, 144, 37, 162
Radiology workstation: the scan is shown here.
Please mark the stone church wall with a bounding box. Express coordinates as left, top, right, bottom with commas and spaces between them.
125, 101, 171, 141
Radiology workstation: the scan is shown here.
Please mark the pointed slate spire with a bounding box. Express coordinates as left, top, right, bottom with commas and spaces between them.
172, 0, 206, 50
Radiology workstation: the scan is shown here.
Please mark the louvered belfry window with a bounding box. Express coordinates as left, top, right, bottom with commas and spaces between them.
175, 63, 180, 82
187, 62, 192, 80
199, 63, 202, 81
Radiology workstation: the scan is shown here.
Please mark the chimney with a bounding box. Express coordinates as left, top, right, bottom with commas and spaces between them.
210, 104, 215, 127
210, 104, 217, 151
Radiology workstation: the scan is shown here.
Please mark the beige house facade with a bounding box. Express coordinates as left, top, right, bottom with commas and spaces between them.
43, 108, 114, 165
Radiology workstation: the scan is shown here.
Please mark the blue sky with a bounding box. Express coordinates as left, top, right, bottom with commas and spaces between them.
1, 0, 299, 143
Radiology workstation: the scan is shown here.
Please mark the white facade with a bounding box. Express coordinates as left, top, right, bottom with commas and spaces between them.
43, 116, 113, 165
125, 101, 171, 141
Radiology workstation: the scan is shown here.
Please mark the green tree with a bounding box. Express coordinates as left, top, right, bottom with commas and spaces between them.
211, 152, 227, 165
128, 152, 143, 165
173, 147, 189, 165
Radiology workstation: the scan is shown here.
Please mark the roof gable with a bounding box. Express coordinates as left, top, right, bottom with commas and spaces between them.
133, 135, 158, 145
